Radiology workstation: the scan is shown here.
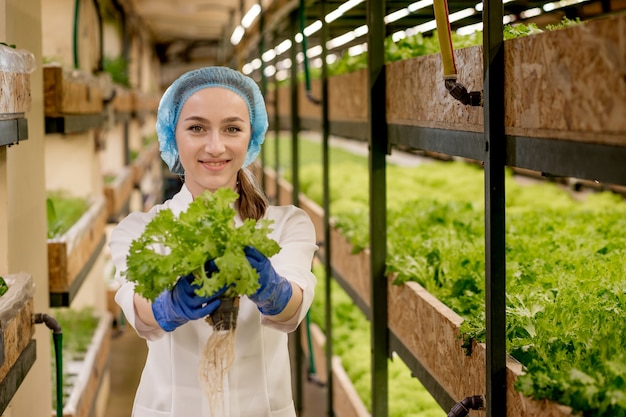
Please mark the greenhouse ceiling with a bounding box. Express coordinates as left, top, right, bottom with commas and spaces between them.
122, 0, 621, 65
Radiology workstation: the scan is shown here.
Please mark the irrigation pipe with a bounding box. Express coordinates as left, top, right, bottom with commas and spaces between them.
447, 395, 485, 417
299, 0, 321, 105
433, 0, 482, 106
33, 313, 63, 417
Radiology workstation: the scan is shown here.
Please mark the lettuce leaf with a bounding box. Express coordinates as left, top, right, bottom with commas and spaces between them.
124, 188, 280, 301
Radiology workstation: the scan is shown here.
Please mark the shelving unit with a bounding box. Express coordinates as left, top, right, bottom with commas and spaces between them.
248, 2, 626, 416
0, 273, 36, 415
0, 46, 33, 147
60, 312, 113, 417
47, 198, 107, 307
43, 65, 105, 134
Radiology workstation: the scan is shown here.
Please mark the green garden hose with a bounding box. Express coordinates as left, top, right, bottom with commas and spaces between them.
34, 313, 63, 417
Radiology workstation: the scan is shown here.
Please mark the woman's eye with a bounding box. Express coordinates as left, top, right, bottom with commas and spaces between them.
226, 126, 241, 134
189, 125, 203, 133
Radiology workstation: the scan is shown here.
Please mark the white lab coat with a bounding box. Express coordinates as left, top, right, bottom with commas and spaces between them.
109, 185, 318, 417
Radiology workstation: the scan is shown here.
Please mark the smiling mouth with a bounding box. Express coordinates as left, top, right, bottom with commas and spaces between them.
201, 160, 228, 167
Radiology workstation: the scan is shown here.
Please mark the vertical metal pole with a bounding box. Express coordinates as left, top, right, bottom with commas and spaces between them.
273, 31, 281, 205
258, 1, 267, 190
483, 0, 507, 416
290, 9, 303, 412
320, 0, 334, 415
367, 1, 388, 417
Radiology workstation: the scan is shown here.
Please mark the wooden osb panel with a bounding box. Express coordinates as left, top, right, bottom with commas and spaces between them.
332, 357, 370, 417
300, 321, 328, 383
504, 13, 626, 145
300, 321, 369, 417
0, 72, 31, 115
297, 78, 323, 120
386, 50, 484, 132
43, 66, 104, 116
0, 273, 35, 383
262, 167, 278, 200
299, 194, 324, 244
388, 13, 625, 145
132, 91, 159, 114
104, 167, 133, 218
131, 142, 160, 186
328, 229, 574, 416
48, 199, 107, 293
277, 175, 295, 206
388, 279, 574, 417
61, 313, 112, 417
276, 85, 291, 118
328, 70, 368, 122
330, 228, 371, 306
273, 70, 367, 123
112, 86, 133, 113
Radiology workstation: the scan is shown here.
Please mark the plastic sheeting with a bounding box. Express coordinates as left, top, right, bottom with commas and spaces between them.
0, 45, 35, 74
0, 273, 34, 329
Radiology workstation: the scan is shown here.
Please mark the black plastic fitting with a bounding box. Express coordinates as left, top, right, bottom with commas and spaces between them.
33, 313, 63, 334
445, 79, 483, 107
447, 395, 485, 417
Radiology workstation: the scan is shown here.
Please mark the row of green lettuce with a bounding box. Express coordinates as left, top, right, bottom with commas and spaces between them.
291, 17, 580, 81
309, 264, 446, 417
263, 135, 626, 417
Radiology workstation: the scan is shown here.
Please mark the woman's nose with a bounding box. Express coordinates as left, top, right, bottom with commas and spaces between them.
204, 131, 225, 154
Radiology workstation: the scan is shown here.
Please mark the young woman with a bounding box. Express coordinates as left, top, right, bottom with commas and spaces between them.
109, 66, 318, 417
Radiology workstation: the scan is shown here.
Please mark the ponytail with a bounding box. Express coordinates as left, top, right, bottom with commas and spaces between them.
236, 167, 268, 221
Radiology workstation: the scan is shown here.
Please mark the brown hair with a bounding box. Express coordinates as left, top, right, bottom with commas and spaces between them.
236, 167, 268, 220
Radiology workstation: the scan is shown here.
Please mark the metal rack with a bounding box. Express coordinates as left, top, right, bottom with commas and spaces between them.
244, 1, 626, 416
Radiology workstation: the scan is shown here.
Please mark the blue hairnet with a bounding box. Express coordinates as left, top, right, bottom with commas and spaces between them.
156, 66, 268, 174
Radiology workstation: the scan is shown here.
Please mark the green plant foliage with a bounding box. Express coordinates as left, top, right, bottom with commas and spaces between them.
124, 188, 280, 301
286, 136, 626, 416
46, 191, 89, 239
103, 56, 130, 87
309, 265, 445, 417
104, 174, 117, 184
0, 277, 8, 296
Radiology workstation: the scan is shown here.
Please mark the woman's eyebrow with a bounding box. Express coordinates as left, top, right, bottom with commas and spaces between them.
182, 115, 210, 123
181, 115, 246, 123
222, 116, 246, 123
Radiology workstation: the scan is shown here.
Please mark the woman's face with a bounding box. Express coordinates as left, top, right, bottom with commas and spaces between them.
175, 87, 251, 198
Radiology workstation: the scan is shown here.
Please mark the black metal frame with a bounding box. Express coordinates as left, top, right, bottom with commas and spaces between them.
254, 1, 626, 416
0, 118, 28, 147
0, 340, 36, 415
45, 114, 105, 135
49, 235, 106, 307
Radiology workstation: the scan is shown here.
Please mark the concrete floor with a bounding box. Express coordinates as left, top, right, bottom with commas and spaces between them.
105, 324, 329, 417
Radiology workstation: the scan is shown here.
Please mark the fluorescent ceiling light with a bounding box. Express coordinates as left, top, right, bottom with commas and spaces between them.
326, 31, 356, 49
385, 8, 410, 23
264, 65, 276, 77
456, 22, 483, 35
449, 8, 476, 23
307, 45, 323, 58
408, 0, 433, 12
304, 20, 323, 37
242, 63, 253, 74
230, 25, 245, 45
520, 7, 542, 18
353, 25, 368, 37
262, 49, 276, 62
242, 4, 261, 29
348, 43, 367, 56
325, 0, 365, 23
275, 39, 292, 55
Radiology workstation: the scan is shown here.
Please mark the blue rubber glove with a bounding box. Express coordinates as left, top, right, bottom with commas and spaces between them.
152, 261, 225, 332
245, 246, 293, 316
